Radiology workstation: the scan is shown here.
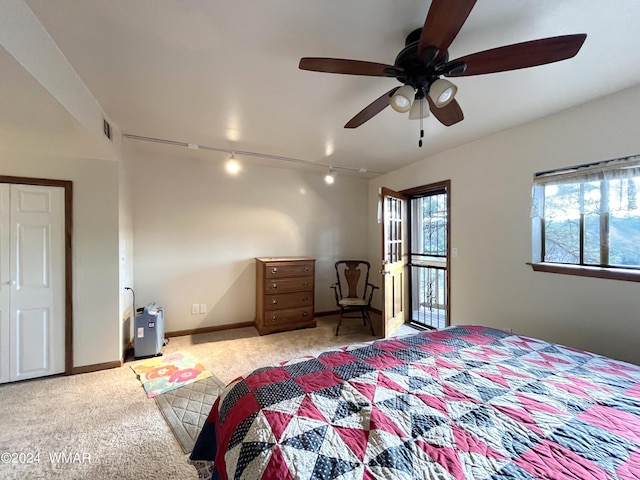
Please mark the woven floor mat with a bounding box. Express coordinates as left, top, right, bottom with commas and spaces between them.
155, 374, 226, 453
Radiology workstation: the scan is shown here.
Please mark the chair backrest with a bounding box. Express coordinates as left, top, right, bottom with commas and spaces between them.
334, 260, 371, 300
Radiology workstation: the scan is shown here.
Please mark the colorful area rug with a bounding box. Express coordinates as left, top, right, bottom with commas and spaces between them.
131, 351, 212, 398
156, 374, 226, 453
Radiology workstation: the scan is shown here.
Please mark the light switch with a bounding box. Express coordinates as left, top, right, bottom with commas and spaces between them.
191, 304, 199, 315
199, 304, 207, 314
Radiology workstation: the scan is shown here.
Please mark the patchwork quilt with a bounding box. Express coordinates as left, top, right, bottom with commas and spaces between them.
190, 326, 640, 479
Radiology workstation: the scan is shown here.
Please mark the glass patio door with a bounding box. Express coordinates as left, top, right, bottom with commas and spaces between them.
407, 181, 450, 329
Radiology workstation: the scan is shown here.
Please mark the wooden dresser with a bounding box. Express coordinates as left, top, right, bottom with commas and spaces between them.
255, 257, 316, 335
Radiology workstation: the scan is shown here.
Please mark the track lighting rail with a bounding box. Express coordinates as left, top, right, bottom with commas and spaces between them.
123, 134, 383, 175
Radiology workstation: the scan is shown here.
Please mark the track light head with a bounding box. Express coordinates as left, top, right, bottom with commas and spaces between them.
225, 152, 241, 175
325, 167, 337, 184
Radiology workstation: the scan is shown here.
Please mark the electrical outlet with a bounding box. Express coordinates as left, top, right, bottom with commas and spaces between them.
199, 304, 207, 314
191, 304, 199, 315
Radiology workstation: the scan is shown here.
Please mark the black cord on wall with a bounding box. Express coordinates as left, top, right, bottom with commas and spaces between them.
124, 287, 135, 316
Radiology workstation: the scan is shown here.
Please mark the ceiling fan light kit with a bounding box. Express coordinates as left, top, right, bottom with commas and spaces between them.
390, 84, 416, 112
429, 78, 457, 108
408, 97, 430, 120
299, 0, 587, 146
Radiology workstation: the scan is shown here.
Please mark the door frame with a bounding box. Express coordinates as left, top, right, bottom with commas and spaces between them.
0, 175, 73, 375
402, 180, 451, 328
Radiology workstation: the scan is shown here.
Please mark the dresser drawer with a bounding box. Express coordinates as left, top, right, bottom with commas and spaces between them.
264, 307, 313, 326
264, 261, 314, 278
265, 292, 313, 310
264, 276, 313, 294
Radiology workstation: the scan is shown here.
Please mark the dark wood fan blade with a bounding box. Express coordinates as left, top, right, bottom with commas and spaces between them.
299, 58, 399, 77
345, 87, 399, 129
447, 34, 587, 77
428, 97, 464, 126
418, 0, 477, 60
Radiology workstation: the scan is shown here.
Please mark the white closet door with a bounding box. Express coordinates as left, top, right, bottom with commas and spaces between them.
0, 185, 10, 383
9, 184, 65, 382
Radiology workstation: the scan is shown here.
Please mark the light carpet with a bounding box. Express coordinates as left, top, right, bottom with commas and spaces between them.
0, 314, 418, 479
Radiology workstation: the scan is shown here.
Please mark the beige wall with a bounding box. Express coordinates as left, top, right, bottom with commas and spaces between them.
0, 146, 121, 367
129, 149, 370, 333
369, 85, 640, 365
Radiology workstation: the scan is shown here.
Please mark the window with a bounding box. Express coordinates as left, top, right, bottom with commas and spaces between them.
531, 155, 640, 281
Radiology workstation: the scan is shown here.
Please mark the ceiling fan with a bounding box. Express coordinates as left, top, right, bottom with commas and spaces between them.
299, 0, 587, 140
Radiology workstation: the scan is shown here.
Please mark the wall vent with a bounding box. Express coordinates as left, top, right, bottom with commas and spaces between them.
103, 117, 112, 141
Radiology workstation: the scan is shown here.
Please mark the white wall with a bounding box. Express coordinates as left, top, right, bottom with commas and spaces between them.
129, 150, 370, 333
0, 146, 121, 367
369, 85, 640, 365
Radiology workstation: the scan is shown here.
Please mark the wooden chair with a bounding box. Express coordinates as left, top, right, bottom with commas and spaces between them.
331, 260, 378, 336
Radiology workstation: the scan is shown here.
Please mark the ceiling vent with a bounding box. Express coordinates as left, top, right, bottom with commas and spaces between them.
103, 117, 112, 141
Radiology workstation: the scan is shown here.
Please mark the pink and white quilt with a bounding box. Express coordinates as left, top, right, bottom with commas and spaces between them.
190, 326, 640, 479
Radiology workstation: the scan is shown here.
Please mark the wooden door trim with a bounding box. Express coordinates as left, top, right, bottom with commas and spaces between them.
0, 175, 73, 375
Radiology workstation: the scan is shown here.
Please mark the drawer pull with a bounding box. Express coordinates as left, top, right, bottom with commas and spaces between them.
303, 312, 308, 317
271, 267, 278, 274
302, 297, 308, 302
271, 299, 277, 304
271, 283, 277, 289
303, 282, 309, 286
272, 315, 277, 321
302, 267, 309, 272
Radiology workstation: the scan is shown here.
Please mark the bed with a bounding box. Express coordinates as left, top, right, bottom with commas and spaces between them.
190, 325, 640, 479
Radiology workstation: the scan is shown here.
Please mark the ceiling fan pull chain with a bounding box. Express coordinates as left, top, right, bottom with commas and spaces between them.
418, 101, 424, 148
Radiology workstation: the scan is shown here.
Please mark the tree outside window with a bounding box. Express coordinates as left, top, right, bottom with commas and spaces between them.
533, 156, 640, 270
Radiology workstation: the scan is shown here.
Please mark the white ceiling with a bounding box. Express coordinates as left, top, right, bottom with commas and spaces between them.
13, 1, 640, 176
